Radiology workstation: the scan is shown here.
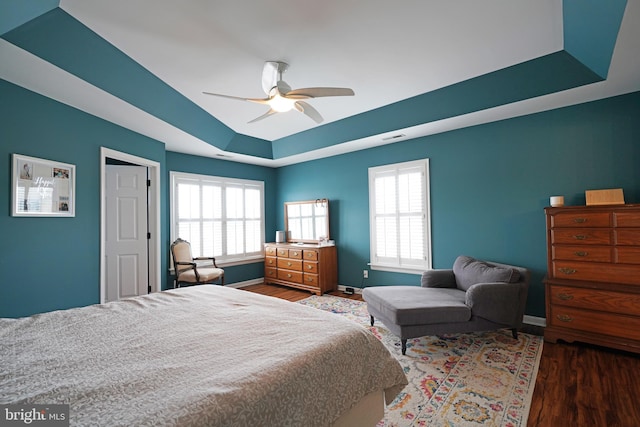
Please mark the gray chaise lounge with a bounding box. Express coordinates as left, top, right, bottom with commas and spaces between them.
362, 255, 530, 355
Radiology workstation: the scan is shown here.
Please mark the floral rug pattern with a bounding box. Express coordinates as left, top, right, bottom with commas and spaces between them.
298, 295, 543, 427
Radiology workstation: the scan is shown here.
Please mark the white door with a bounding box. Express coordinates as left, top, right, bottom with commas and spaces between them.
105, 165, 149, 302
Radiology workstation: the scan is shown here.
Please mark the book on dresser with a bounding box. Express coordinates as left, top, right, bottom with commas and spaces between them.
264, 242, 338, 295
544, 204, 640, 353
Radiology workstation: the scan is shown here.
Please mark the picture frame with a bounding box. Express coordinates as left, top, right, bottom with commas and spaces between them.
11, 154, 76, 217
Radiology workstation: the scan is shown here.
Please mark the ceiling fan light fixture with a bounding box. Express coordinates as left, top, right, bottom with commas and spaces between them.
269, 94, 296, 112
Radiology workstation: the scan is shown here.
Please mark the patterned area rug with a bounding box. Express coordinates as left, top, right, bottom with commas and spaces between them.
298, 295, 543, 427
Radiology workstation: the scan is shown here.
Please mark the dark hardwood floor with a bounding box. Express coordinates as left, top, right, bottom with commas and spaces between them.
242, 283, 640, 427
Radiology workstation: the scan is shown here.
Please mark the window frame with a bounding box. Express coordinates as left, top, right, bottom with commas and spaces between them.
368, 159, 432, 274
169, 171, 265, 268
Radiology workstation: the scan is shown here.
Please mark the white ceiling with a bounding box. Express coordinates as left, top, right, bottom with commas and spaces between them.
2, 0, 639, 166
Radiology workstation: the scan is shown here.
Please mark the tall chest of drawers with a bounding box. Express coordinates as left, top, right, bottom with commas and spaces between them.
264, 243, 337, 295
544, 204, 640, 353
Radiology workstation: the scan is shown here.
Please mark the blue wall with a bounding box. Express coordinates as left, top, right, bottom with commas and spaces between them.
165, 151, 278, 288
2, 75, 639, 319
0, 80, 167, 317
276, 91, 640, 317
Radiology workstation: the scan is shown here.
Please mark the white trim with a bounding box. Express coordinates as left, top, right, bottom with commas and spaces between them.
523, 315, 547, 327
100, 147, 161, 304
225, 278, 265, 289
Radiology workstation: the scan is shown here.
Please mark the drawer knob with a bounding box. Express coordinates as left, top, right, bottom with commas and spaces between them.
573, 235, 587, 240
559, 268, 577, 275
293, 251, 298, 256
307, 265, 313, 269
574, 251, 588, 257
573, 218, 587, 223
287, 273, 292, 278
558, 293, 574, 301
287, 262, 292, 266
556, 314, 573, 322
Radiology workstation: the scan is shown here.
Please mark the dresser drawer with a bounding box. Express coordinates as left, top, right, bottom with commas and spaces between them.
614, 229, 640, 246
551, 245, 612, 262
277, 258, 302, 271
615, 247, 640, 264
549, 285, 640, 316
265, 267, 277, 279
303, 273, 318, 286
277, 248, 289, 257
304, 250, 319, 261
265, 245, 277, 256
278, 269, 303, 283
552, 261, 640, 285
614, 211, 640, 227
303, 261, 318, 274
551, 228, 611, 245
549, 306, 640, 342
265, 256, 277, 267
288, 248, 303, 259
551, 212, 610, 228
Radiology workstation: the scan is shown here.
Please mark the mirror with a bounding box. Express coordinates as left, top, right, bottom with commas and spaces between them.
285, 199, 330, 243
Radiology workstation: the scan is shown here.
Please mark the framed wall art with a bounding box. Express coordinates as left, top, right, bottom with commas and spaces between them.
12, 154, 76, 217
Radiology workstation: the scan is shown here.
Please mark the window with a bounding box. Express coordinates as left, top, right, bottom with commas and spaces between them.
170, 172, 264, 265
368, 159, 431, 273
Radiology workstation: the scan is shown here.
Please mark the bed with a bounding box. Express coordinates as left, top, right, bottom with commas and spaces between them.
0, 286, 407, 426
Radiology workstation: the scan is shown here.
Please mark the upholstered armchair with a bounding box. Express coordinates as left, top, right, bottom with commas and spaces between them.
170, 238, 225, 288
363, 256, 530, 355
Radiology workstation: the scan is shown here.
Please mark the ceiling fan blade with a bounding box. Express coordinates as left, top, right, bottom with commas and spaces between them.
248, 108, 279, 124
202, 92, 270, 105
295, 101, 323, 124
285, 87, 355, 99
276, 80, 292, 95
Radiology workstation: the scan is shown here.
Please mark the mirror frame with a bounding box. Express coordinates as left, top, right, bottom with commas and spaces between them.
284, 199, 330, 243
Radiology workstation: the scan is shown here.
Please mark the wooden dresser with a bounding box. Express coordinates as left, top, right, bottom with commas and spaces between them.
264, 243, 337, 295
544, 204, 640, 353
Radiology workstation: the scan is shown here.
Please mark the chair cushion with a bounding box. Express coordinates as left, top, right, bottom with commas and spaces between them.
453, 256, 520, 291
178, 267, 223, 283
363, 286, 470, 326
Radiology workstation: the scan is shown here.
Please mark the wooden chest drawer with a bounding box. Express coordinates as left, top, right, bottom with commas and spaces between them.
288, 248, 303, 259
277, 258, 302, 271
265, 256, 277, 267
278, 269, 302, 283
549, 285, 640, 316
614, 229, 640, 245
552, 261, 640, 285
549, 306, 640, 342
277, 248, 289, 257
265, 267, 277, 279
551, 245, 611, 262
303, 261, 318, 274
614, 211, 640, 227
616, 247, 640, 264
303, 273, 318, 286
551, 228, 611, 245
304, 250, 318, 261
265, 246, 277, 256
551, 212, 610, 228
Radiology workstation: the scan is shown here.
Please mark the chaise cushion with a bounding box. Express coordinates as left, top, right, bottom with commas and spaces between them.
453, 256, 520, 291
363, 286, 470, 326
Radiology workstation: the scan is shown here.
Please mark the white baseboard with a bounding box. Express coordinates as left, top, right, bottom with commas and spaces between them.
226, 278, 264, 289
523, 315, 546, 327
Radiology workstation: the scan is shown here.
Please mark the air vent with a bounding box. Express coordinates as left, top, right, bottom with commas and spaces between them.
381, 133, 406, 141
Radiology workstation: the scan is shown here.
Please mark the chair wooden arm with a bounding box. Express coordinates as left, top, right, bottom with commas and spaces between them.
193, 256, 219, 268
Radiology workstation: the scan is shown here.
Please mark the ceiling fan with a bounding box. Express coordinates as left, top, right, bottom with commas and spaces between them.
203, 61, 354, 124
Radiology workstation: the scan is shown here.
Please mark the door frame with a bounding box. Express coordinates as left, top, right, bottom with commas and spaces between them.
100, 147, 161, 304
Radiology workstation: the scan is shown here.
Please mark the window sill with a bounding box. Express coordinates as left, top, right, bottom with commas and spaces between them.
370, 263, 429, 275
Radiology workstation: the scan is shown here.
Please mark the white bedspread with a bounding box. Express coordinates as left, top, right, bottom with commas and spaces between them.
0, 286, 406, 426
